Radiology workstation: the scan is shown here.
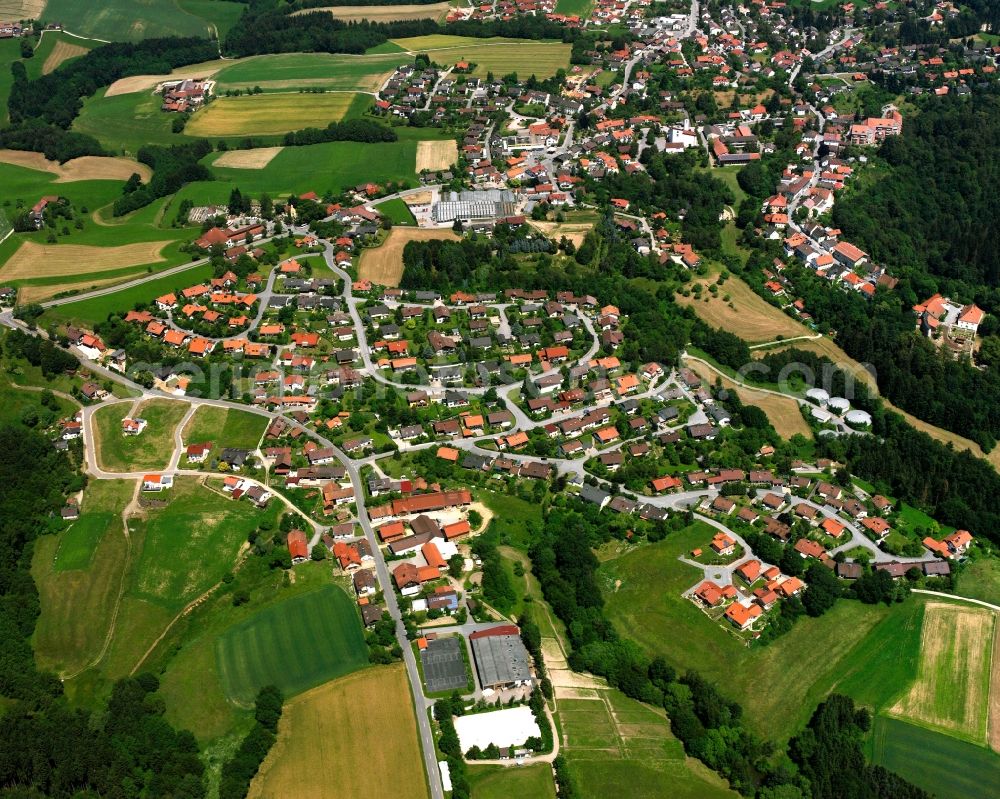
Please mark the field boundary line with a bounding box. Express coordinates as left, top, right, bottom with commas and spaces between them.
911, 589, 1000, 612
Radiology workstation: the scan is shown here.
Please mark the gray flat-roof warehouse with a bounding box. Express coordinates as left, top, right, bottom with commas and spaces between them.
432, 189, 518, 224
469, 625, 532, 690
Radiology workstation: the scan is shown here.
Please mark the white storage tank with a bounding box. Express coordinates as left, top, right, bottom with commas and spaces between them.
845, 409, 873, 428
805, 388, 830, 406
828, 396, 851, 414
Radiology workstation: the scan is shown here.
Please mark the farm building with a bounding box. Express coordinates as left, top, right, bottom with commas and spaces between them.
469, 625, 532, 690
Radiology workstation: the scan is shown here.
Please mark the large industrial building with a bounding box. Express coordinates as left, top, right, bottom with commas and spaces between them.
469, 625, 532, 690
431, 189, 518, 224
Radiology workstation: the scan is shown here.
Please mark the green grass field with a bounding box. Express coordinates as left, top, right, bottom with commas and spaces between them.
182, 405, 267, 452
93, 398, 188, 472
31, 479, 136, 677
216, 584, 368, 705
73, 88, 181, 155
23, 31, 101, 80
956, 556, 1000, 607
560, 691, 737, 799
0, 37, 21, 125
213, 52, 409, 93
54, 512, 115, 571
375, 197, 416, 226
600, 525, 931, 742
130, 477, 273, 611
42, 0, 244, 41
186, 92, 368, 137
469, 763, 556, 799
42, 262, 213, 326
870, 716, 1000, 799
553, 0, 594, 16
183, 138, 420, 201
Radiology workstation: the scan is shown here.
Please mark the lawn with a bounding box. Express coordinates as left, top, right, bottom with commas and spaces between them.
0, 377, 78, 428
888, 602, 994, 743
212, 51, 409, 93
93, 398, 188, 472
600, 525, 930, 742
869, 716, 1000, 799
42, 262, 214, 326
41, 0, 241, 40
480, 489, 544, 549
247, 664, 429, 799
374, 196, 417, 226
215, 584, 368, 705
469, 763, 556, 799
182, 405, 267, 451
560, 691, 737, 799
186, 92, 368, 137
31, 479, 137, 678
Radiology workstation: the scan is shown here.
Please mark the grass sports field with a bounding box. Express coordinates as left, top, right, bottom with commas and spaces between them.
31, 479, 136, 677
685, 358, 811, 440
41, 0, 246, 41
888, 602, 995, 743
186, 92, 366, 137
390, 35, 571, 78
560, 691, 737, 799
358, 227, 459, 286
216, 585, 368, 705
600, 525, 928, 742
295, 3, 451, 23
248, 664, 428, 799
93, 398, 188, 472
416, 138, 458, 171
213, 51, 409, 93
678, 269, 808, 344
469, 763, 556, 799
870, 716, 1000, 799
182, 405, 267, 452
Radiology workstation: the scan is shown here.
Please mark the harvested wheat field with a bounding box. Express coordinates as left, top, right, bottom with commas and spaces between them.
0, 150, 152, 182
248, 665, 428, 799
0, 240, 171, 281
294, 2, 450, 22
415, 139, 457, 172
43, 39, 90, 74
889, 602, 995, 743
104, 60, 229, 96
15, 271, 148, 305
358, 227, 459, 286
213, 147, 284, 169
678, 271, 807, 344
186, 93, 357, 137
0, 1, 45, 18
685, 358, 812, 440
